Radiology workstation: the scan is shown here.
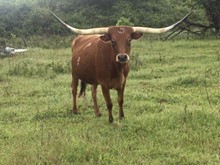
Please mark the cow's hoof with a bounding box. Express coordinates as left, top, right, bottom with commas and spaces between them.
109, 117, 114, 123
72, 110, 80, 115
119, 115, 124, 120
96, 113, 102, 117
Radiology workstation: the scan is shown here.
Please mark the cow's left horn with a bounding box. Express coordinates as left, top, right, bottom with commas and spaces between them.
133, 12, 191, 34
49, 11, 108, 35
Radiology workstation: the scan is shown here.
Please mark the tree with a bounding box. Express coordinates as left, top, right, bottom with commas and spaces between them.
0, 0, 216, 40
197, 0, 220, 32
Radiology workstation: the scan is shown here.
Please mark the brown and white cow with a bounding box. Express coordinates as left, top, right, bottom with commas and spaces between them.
50, 11, 190, 123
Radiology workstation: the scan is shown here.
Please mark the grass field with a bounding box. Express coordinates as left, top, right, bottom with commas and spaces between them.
0, 38, 220, 164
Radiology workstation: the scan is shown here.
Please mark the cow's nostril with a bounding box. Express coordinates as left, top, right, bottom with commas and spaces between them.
119, 55, 127, 60
116, 54, 129, 63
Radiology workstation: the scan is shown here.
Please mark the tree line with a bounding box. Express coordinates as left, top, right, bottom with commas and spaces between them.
0, 0, 219, 39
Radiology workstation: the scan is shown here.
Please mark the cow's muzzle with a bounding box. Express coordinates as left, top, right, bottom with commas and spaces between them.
116, 54, 129, 63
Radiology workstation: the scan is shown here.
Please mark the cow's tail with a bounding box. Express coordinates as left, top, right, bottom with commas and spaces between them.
78, 81, 86, 98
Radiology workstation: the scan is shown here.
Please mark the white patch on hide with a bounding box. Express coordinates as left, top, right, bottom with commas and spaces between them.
77, 57, 80, 66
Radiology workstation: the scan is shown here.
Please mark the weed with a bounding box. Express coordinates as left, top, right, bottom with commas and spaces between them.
130, 51, 143, 71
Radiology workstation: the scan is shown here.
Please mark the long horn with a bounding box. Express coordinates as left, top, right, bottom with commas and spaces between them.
133, 12, 191, 34
49, 11, 108, 35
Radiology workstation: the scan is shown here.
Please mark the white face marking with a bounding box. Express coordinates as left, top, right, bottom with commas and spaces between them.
118, 27, 125, 34
77, 57, 80, 66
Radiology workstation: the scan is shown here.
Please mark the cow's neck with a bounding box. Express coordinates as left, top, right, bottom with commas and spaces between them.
105, 61, 126, 89
111, 60, 126, 78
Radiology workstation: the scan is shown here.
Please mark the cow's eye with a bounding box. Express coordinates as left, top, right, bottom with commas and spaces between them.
111, 40, 116, 47
127, 39, 131, 46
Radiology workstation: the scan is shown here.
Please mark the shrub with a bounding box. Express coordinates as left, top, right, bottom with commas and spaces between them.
116, 17, 134, 26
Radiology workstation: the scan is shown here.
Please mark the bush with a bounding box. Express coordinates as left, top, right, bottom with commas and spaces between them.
116, 17, 134, 26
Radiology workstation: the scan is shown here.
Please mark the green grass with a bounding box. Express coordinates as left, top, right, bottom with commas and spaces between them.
0, 39, 220, 164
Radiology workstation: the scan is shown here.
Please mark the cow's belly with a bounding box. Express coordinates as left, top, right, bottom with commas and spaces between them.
77, 73, 98, 84
72, 64, 97, 85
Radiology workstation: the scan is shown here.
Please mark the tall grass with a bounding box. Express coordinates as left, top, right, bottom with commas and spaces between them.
0, 39, 220, 164
0, 35, 74, 49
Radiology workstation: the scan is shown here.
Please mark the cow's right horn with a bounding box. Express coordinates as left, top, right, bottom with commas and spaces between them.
49, 11, 108, 35
133, 12, 191, 34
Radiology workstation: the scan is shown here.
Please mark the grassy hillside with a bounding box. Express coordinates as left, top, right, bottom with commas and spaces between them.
0, 39, 220, 164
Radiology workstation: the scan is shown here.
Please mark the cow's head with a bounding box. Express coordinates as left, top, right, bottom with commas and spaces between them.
49, 11, 191, 64
100, 26, 142, 63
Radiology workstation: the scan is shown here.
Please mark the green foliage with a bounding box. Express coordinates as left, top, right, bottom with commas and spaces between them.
116, 17, 134, 26
195, 0, 220, 32
0, 0, 212, 39
0, 39, 220, 164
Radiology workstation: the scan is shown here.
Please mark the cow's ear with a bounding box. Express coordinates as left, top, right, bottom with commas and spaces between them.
100, 34, 111, 42
131, 32, 143, 40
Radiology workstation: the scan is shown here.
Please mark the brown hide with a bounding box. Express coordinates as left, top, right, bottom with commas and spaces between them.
71, 26, 142, 122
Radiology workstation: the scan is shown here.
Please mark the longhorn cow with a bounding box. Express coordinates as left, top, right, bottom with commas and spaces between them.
50, 11, 190, 123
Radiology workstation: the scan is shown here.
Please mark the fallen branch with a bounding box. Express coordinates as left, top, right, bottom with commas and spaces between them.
161, 19, 216, 40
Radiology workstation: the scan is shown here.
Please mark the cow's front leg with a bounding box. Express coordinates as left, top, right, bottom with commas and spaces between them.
101, 86, 113, 123
117, 86, 125, 120
117, 79, 127, 120
91, 84, 101, 117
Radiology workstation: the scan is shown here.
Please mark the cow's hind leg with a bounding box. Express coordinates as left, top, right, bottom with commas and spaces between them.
91, 84, 101, 117
72, 76, 79, 114
78, 81, 86, 98
101, 86, 113, 123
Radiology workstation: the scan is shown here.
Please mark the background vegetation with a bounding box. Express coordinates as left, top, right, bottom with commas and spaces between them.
0, 0, 219, 45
